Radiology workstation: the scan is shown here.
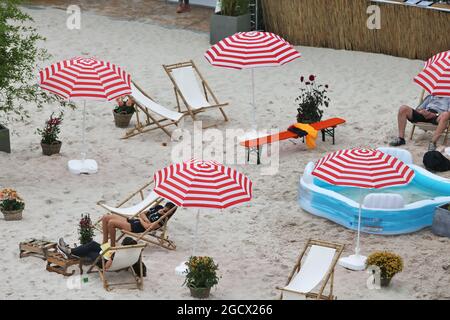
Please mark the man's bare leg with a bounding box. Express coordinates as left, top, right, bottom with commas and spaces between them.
432, 112, 450, 145
398, 105, 414, 139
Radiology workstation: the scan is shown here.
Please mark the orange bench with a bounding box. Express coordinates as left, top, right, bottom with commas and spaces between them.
240, 117, 346, 164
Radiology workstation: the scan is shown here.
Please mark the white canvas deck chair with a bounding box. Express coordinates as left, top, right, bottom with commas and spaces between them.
123, 81, 185, 139
96, 182, 177, 250
163, 60, 229, 123
119, 205, 178, 251
409, 90, 450, 144
277, 239, 344, 300
87, 243, 146, 291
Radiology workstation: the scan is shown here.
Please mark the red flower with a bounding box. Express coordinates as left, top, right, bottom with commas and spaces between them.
309, 75, 315, 81
300, 76, 304, 82
305, 82, 310, 85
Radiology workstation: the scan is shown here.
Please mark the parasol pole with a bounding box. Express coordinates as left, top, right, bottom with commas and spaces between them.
251, 68, 257, 131
192, 208, 200, 257
81, 100, 87, 161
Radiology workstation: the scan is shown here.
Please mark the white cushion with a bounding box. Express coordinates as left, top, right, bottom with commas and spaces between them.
363, 193, 405, 209
377, 147, 413, 165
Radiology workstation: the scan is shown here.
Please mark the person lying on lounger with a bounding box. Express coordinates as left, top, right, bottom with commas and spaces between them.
390, 95, 450, 151
101, 201, 176, 246
56, 236, 137, 270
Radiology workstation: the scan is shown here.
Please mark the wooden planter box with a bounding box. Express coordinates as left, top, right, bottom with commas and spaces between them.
432, 204, 450, 238
0, 124, 11, 153
210, 13, 251, 45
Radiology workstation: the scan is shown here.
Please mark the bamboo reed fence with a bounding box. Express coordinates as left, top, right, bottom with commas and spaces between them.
261, 0, 449, 60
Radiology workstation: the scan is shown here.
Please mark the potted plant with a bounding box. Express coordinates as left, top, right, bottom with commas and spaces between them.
210, 0, 251, 45
79, 214, 95, 245
183, 256, 220, 298
113, 96, 135, 128
0, 188, 25, 221
366, 251, 403, 287
432, 203, 450, 237
296, 75, 330, 123
37, 112, 63, 156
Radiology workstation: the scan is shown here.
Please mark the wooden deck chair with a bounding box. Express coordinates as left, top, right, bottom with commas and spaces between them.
119, 205, 178, 251
163, 60, 229, 123
94, 181, 162, 231
409, 90, 450, 144
87, 243, 146, 291
96, 182, 178, 250
124, 82, 185, 139
277, 239, 344, 300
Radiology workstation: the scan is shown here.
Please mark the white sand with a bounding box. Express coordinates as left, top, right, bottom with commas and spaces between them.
1, 6, 450, 300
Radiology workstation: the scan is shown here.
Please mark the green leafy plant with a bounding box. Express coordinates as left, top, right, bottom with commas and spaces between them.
366, 251, 403, 279
221, 0, 249, 16
79, 214, 95, 245
0, 0, 74, 124
183, 256, 220, 289
0, 188, 25, 211
296, 75, 330, 123
114, 96, 135, 114
36, 112, 63, 144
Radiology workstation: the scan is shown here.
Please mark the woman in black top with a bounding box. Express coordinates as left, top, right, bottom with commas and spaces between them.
101, 202, 176, 246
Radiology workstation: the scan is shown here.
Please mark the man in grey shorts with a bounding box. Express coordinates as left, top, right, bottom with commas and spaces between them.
390, 95, 450, 151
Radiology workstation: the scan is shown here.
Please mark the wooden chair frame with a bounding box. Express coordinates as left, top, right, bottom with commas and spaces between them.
123, 81, 184, 139
118, 205, 178, 251
87, 244, 146, 291
276, 239, 344, 300
409, 90, 450, 144
95, 182, 177, 250
163, 60, 229, 123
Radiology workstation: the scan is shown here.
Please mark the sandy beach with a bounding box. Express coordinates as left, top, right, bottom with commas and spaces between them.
1, 4, 450, 300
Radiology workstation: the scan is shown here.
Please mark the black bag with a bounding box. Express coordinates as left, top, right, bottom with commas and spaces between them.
132, 260, 147, 277
423, 151, 450, 172
287, 126, 308, 138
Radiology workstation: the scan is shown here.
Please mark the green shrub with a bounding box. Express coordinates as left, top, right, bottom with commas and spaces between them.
221, 0, 249, 16
183, 256, 220, 289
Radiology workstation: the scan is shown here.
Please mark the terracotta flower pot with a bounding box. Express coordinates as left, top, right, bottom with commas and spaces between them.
113, 110, 134, 128
41, 141, 62, 156
189, 287, 211, 299
1, 208, 24, 221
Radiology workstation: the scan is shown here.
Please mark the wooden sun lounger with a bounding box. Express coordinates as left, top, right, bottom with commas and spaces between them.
95, 182, 177, 250
276, 239, 344, 300
409, 90, 449, 144
163, 60, 229, 124
123, 82, 185, 139
240, 117, 346, 164
87, 243, 146, 291
118, 206, 178, 251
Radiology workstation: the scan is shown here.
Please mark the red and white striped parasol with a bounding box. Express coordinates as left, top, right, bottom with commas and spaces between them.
204, 32, 301, 130
312, 148, 415, 189
39, 57, 132, 174
204, 31, 301, 69
153, 159, 252, 209
414, 50, 450, 97
312, 148, 415, 270
153, 159, 252, 265
39, 57, 132, 100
